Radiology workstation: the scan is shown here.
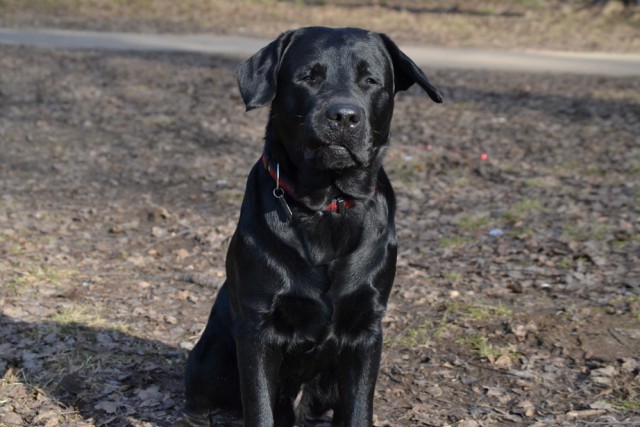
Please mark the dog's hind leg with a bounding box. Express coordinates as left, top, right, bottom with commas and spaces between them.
294, 377, 339, 426
273, 383, 300, 427
182, 284, 242, 425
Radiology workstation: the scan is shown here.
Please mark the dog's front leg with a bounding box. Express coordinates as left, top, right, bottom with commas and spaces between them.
236, 320, 282, 427
337, 334, 382, 427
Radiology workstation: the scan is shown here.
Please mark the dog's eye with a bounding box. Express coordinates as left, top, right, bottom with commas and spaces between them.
298, 64, 326, 84
364, 77, 379, 86
298, 73, 326, 85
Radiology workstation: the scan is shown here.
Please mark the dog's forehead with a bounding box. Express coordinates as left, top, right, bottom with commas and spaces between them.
283, 27, 389, 72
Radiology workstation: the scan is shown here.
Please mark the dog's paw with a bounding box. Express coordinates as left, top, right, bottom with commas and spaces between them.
173, 411, 211, 427
210, 409, 244, 426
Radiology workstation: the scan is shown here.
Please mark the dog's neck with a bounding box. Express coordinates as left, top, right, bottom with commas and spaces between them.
262, 142, 380, 213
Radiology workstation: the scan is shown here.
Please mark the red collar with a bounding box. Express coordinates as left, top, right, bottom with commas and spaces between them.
261, 152, 355, 213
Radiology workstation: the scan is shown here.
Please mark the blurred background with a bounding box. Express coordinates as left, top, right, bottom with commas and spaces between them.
0, 0, 639, 51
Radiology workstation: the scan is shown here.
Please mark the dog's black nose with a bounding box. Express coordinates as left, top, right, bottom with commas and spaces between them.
326, 104, 362, 127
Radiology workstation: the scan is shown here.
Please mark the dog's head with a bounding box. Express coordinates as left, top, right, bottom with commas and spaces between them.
237, 27, 441, 172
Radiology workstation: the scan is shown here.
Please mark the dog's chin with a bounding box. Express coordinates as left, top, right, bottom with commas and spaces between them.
306, 145, 359, 170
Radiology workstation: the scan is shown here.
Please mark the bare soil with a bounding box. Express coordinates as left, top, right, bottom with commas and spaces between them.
1, 2, 640, 427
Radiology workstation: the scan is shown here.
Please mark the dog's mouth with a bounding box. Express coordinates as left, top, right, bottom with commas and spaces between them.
304, 144, 361, 170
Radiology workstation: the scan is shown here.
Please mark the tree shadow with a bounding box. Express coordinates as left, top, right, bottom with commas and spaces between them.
0, 313, 187, 426
0, 312, 346, 426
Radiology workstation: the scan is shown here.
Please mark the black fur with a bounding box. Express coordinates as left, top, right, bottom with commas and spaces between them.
182, 27, 441, 427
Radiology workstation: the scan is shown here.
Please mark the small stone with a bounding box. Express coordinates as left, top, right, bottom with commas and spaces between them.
180, 341, 195, 350
489, 228, 503, 236
175, 248, 190, 260
151, 226, 167, 238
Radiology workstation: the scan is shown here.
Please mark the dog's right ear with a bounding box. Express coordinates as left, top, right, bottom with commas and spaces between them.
236, 30, 296, 111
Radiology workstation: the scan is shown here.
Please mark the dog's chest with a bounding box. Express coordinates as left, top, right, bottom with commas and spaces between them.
266, 216, 388, 347
268, 279, 384, 350
293, 213, 365, 266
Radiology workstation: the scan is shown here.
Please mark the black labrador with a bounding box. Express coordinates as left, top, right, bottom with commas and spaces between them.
181, 27, 442, 427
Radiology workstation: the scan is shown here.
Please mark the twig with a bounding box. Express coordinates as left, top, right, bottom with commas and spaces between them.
566, 409, 607, 419
608, 327, 633, 351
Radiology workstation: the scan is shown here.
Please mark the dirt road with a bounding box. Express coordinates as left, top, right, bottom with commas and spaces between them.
2, 27, 640, 76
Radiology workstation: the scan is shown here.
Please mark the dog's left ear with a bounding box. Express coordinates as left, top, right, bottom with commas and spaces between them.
379, 33, 443, 103
236, 30, 296, 111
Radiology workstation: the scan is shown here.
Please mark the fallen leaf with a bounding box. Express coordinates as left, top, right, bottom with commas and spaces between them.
512, 400, 535, 417
2, 412, 24, 426
95, 400, 118, 414
137, 385, 163, 407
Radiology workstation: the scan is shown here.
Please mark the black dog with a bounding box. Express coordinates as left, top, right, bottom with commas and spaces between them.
181, 27, 442, 427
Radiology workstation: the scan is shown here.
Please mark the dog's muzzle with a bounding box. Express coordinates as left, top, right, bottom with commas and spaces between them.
304, 102, 369, 170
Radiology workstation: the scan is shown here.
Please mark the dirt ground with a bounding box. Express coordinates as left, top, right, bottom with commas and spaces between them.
1, 2, 640, 427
